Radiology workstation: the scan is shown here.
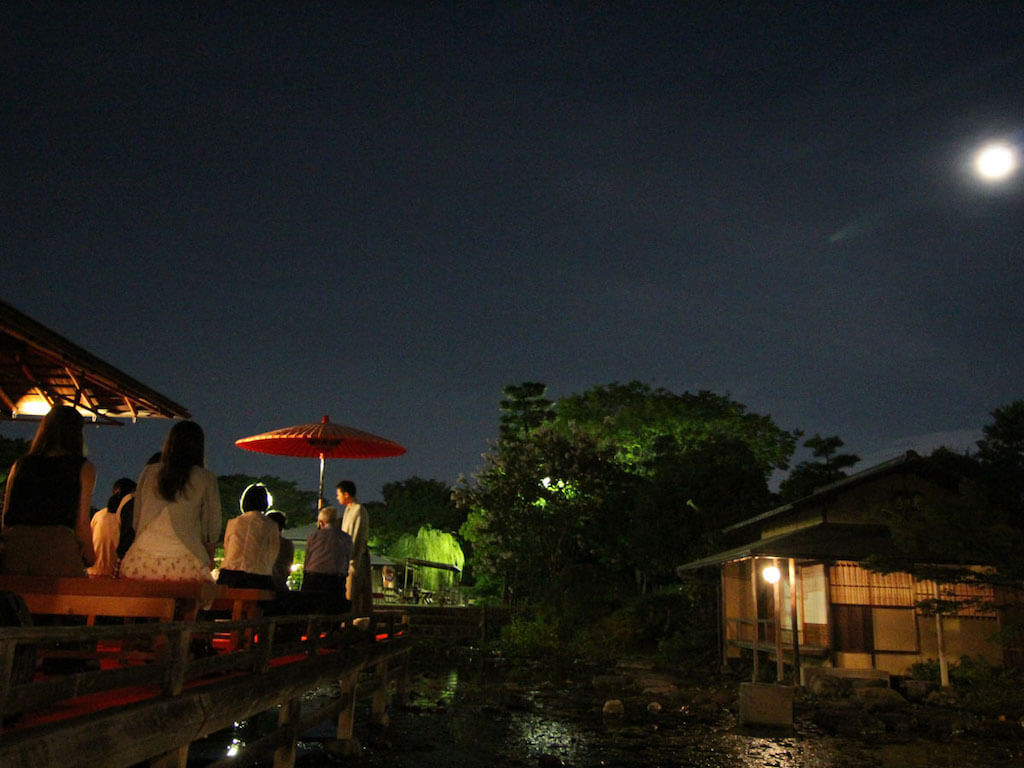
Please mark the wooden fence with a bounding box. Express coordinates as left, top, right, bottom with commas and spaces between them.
376, 604, 510, 643
0, 610, 411, 768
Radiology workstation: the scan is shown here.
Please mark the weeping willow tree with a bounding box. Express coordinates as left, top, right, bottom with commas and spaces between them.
389, 526, 465, 591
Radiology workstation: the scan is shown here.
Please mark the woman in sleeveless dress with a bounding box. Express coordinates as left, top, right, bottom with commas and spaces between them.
1, 405, 96, 576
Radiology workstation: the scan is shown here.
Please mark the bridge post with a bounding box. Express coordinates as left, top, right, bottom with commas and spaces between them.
370, 659, 389, 725
149, 745, 188, 768
336, 667, 359, 740
272, 697, 301, 768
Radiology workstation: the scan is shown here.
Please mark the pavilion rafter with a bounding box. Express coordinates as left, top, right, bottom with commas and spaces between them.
0, 298, 191, 424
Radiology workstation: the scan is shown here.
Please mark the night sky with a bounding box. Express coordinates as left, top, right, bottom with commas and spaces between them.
3, 3, 1022, 505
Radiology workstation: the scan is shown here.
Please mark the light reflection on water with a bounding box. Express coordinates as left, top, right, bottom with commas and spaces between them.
188, 659, 1024, 768
508, 708, 587, 765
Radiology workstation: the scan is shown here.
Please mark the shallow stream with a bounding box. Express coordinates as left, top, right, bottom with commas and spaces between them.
187, 649, 1024, 768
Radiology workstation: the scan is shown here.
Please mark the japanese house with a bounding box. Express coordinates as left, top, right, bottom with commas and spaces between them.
677, 451, 1005, 678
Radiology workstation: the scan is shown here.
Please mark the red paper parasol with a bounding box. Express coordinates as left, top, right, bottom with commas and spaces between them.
235, 415, 406, 503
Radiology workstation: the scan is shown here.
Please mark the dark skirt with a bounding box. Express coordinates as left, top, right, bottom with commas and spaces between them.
217, 568, 275, 591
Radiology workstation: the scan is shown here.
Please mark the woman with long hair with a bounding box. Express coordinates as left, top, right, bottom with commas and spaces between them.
119, 421, 221, 582
1, 404, 97, 575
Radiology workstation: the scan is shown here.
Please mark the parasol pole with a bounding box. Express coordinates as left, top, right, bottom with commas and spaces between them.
318, 452, 325, 510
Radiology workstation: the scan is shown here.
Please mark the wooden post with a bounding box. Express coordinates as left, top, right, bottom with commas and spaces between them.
773, 566, 784, 683
395, 649, 411, 707
273, 698, 301, 768
823, 561, 836, 667
149, 745, 188, 768
0, 637, 17, 722
306, 617, 320, 656
336, 668, 360, 740
163, 627, 191, 697
371, 659, 389, 725
750, 557, 759, 682
788, 558, 802, 685
934, 581, 950, 687
257, 620, 276, 674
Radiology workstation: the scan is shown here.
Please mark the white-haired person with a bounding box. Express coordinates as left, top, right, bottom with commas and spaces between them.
301, 506, 352, 613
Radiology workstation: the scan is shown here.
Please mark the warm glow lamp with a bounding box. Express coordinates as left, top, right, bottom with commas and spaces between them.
12, 392, 52, 416
762, 565, 781, 584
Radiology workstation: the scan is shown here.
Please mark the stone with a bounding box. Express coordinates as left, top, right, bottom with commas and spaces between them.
807, 673, 853, 698
592, 674, 631, 688
640, 678, 679, 696
602, 699, 625, 716
738, 682, 794, 728
856, 686, 909, 712
925, 688, 960, 708
901, 679, 937, 702
812, 703, 885, 738
325, 737, 362, 757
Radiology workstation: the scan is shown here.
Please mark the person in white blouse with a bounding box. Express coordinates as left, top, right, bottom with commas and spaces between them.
217, 483, 280, 590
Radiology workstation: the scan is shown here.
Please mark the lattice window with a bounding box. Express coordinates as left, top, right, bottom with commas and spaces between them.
829, 561, 914, 606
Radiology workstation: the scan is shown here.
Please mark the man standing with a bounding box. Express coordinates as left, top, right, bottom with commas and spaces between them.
336, 480, 372, 617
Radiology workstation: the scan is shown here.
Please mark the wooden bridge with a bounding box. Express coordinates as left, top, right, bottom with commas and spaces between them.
0, 608, 412, 768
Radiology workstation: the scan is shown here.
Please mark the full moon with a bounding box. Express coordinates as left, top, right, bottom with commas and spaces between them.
974, 142, 1019, 181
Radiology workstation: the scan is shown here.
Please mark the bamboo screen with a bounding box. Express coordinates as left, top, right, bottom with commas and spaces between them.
914, 579, 997, 618
830, 561, 915, 606
830, 561, 996, 617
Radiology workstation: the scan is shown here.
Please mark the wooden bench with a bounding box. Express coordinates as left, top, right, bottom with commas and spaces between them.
0, 575, 220, 625
207, 586, 277, 651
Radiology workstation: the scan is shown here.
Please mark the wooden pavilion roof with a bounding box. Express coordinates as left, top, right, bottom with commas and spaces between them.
0, 298, 190, 425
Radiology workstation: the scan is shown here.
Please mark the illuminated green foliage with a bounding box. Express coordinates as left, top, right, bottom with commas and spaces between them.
456, 423, 633, 600
389, 526, 465, 591
458, 381, 792, 600
552, 381, 799, 478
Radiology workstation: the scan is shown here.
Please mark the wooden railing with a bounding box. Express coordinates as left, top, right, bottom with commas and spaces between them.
0, 609, 412, 768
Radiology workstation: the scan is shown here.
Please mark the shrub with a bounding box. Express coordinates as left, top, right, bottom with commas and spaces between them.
909, 655, 1024, 717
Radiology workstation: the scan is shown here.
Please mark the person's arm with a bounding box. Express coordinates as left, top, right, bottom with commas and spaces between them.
117, 495, 135, 559
77, 460, 97, 565
202, 471, 222, 561
267, 527, 280, 565
350, 506, 368, 561
1, 460, 18, 526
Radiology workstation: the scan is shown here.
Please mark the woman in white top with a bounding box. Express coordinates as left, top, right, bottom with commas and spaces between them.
120, 421, 221, 582
217, 483, 279, 590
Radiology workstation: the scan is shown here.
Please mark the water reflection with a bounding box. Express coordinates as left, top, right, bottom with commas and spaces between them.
509, 709, 586, 765
187, 656, 1024, 768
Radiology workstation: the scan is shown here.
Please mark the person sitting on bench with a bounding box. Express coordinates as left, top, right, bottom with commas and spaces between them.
217, 483, 280, 591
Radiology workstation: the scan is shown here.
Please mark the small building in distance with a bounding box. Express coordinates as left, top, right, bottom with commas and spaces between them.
678, 451, 1006, 679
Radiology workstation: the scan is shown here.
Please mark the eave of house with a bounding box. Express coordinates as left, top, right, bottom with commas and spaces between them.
676, 522, 895, 574
722, 450, 924, 536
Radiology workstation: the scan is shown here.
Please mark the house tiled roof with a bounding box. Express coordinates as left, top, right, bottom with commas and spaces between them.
722, 450, 924, 534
